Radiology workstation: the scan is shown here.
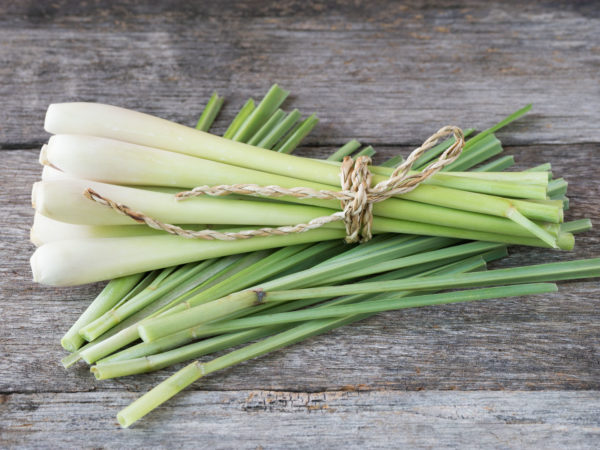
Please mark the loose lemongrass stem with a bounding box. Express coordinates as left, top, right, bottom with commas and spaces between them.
195, 92, 224, 131
138, 257, 599, 342
232, 84, 289, 142
276, 114, 319, 153
60, 273, 144, 352
472, 155, 515, 172
247, 109, 286, 146
223, 99, 254, 139
257, 109, 301, 149
118, 282, 553, 427
327, 140, 362, 161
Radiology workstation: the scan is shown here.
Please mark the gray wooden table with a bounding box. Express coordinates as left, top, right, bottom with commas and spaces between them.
1, 1, 599, 448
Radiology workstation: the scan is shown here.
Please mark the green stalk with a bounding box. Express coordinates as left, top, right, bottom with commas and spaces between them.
195, 92, 224, 131
412, 128, 476, 170
354, 146, 375, 158
60, 273, 144, 352
257, 109, 301, 149
548, 178, 568, 198
145, 283, 559, 337
138, 257, 599, 342
561, 219, 592, 234
231, 84, 289, 142
118, 281, 551, 427
327, 140, 361, 161
247, 109, 286, 146
223, 99, 254, 139
99, 251, 487, 377
442, 134, 503, 172
275, 114, 319, 153
472, 155, 515, 172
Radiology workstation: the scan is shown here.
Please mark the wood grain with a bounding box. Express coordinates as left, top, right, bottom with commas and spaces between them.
2, 0, 600, 446
0, 1, 599, 147
2, 390, 599, 448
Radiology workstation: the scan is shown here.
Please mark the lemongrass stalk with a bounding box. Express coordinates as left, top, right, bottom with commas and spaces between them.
354, 146, 375, 158
257, 109, 301, 149
247, 109, 286, 146
463, 104, 532, 149
33, 179, 337, 226
78, 242, 334, 343
526, 163, 552, 173
98, 252, 484, 365
443, 134, 503, 172
60, 273, 144, 352
31, 227, 344, 287
232, 85, 289, 142
76, 256, 253, 365
43, 102, 534, 207
195, 92, 224, 131
137, 237, 463, 339
81, 237, 405, 365
412, 128, 476, 170
99, 252, 487, 378
151, 283, 560, 339
30, 213, 163, 246
77, 256, 246, 342
561, 219, 592, 234
276, 114, 319, 153
138, 257, 599, 342
548, 178, 568, 197
380, 154, 404, 168
33, 217, 572, 288
327, 140, 362, 161
41, 164, 79, 181
34, 177, 559, 245
44, 134, 562, 225
42, 137, 563, 230
223, 99, 255, 139
119, 283, 551, 428
90, 236, 432, 363
472, 155, 515, 172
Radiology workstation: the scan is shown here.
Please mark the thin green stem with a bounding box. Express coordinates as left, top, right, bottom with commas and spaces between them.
195, 92, 224, 131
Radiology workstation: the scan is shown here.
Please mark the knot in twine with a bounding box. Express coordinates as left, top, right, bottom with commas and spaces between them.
85, 126, 464, 243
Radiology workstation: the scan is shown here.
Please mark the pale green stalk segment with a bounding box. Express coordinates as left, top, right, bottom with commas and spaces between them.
256, 109, 301, 149
327, 140, 361, 161
275, 114, 319, 153
472, 155, 515, 172
561, 219, 592, 234
526, 163, 552, 173
354, 146, 375, 158
505, 207, 557, 247
232, 84, 289, 142
247, 109, 286, 146
60, 273, 144, 352
223, 99, 255, 139
195, 92, 224, 131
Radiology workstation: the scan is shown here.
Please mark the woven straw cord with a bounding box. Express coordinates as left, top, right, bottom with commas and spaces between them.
85, 126, 464, 243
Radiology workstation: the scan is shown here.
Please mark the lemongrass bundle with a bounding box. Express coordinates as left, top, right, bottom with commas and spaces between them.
32, 86, 597, 429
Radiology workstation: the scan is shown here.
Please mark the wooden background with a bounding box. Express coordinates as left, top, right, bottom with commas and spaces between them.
1, 1, 599, 448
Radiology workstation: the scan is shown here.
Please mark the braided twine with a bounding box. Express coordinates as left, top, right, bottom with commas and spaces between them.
85, 126, 464, 243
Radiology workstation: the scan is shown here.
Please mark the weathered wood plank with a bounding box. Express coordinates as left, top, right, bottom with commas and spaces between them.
0, 1, 599, 147
1, 146, 598, 395
2, 390, 600, 448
